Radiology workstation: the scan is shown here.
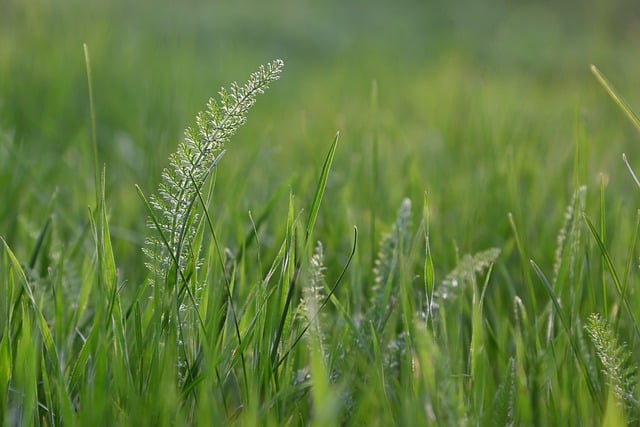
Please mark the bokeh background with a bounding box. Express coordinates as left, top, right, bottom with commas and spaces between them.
2, 0, 640, 281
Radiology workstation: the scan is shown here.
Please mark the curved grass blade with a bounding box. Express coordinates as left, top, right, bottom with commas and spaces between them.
622, 153, 640, 191
276, 226, 358, 369
590, 65, 640, 132
268, 133, 342, 369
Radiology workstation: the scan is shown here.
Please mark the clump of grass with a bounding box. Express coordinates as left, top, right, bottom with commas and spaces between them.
138, 59, 283, 383
5, 46, 640, 425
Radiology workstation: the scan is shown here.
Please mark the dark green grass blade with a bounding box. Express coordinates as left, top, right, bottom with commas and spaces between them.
319, 226, 358, 312
191, 167, 249, 393
583, 214, 640, 339
235, 178, 292, 266
27, 216, 51, 271
269, 192, 297, 368
269, 133, 341, 371
530, 260, 603, 412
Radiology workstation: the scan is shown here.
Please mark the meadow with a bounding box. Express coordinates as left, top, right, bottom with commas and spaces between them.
2, 0, 640, 425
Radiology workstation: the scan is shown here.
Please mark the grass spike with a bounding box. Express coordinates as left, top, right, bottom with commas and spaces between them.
367, 198, 412, 332
552, 185, 586, 286
585, 313, 640, 421
145, 60, 283, 288
431, 247, 500, 312
300, 241, 328, 353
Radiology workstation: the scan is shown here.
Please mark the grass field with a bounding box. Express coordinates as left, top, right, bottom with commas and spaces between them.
2, 0, 640, 425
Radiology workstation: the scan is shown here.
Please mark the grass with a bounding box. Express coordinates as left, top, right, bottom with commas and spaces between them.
2, 0, 640, 425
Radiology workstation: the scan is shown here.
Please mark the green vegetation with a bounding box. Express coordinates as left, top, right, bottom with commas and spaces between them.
2, 0, 640, 425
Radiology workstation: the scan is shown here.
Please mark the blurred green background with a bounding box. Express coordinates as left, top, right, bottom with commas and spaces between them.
2, 0, 640, 282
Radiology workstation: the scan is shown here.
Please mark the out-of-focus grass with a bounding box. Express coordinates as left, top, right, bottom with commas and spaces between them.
1, 0, 639, 312
2, 0, 638, 234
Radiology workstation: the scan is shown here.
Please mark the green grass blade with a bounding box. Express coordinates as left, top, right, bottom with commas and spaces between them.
622, 153, 640, 190
83, 43, 100, 206
422, 194, 435, 322
590, 65, 640, 132
269, 192, 298, 367
190, 167, 248, 390
1, 237, 36, 306
599, 176, 608, 317
583, 214, 640, 339
508, 213, 538, 315
369, 79, 380, 266
14, 304, 38, 425
2, 237, 70, 422
470, 263, 493, 382
235, 178, 292, 266
306, 132, 339, 244
0, 325, 11, 419
97, 167, 119, 320
619, 209, 640, 331
27, 216, 51, 271
530, 260, 603, 412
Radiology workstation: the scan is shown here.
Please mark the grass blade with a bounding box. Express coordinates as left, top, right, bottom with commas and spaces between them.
27, 216, 51, 271
530, 259, 603, 413
590, 65, 640, 132
622, 153, 640, 191
83, 43, 100, 206
583, 214, 640, 339
306, 132, 339, 244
